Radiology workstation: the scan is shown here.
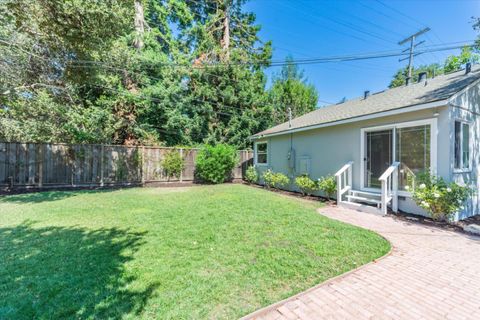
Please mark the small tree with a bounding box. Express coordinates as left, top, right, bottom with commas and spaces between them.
245, 165, 258, 184
195, 144, 238, 184
161, 150, 185, 181
295, 174, 317, 196
412, 172, 471, 221
318, 175, 337, 201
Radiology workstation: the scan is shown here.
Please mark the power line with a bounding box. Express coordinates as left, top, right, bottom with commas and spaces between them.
1, 36, 475, 70
297, 1, 399, 45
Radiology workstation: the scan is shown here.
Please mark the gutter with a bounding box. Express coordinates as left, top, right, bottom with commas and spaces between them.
250, 99, 447, 140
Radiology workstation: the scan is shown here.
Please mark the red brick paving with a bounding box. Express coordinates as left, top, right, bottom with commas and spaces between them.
243, 206, 480, 320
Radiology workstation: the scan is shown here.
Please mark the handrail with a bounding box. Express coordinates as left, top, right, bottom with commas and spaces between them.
379, 161, 400, 215
335, 161, 354, 177
336, 161, 353, 203
379, 162, 400, 181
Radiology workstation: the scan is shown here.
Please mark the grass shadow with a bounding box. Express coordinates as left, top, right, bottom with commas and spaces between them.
0, 221, 156, 319
0, 188, 121, 204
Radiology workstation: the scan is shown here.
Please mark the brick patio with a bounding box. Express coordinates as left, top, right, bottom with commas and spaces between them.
243, 206, 480, 320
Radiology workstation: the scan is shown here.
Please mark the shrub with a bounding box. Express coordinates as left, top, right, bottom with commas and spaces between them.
195, 144, 238, 184
318, 175, 337, 201
245, 165, 258, 184
412, 172, 471, 221
262, 169, 290, 190
161, 150, 185, 180
295, 174, 318, 196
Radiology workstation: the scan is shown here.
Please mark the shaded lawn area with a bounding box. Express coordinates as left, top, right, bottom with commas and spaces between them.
0, 184, 390, 319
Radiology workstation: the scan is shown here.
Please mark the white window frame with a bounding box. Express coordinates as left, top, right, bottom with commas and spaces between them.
254, 141, 268, 166
453, 119, 472, 173
360, 118, 438, 197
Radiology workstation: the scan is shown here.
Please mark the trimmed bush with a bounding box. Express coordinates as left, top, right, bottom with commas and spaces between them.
195, 144, 238, 184
262, 169, 290, 190
245, 165, 258, 184
161, 150, 185, 180
318, 175, 337, 201
295, 175, 318, 196
412, 172, 471, 221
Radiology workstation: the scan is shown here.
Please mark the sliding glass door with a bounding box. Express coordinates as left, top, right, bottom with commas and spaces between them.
362, 121, 433, 192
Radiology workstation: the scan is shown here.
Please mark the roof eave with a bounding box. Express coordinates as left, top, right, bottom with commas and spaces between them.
250, 99, 448, 140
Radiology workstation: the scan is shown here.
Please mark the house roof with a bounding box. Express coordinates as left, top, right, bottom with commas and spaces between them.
253, 66, 480, 138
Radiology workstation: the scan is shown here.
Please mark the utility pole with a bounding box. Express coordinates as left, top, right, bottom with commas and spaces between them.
398, 27, 430, 84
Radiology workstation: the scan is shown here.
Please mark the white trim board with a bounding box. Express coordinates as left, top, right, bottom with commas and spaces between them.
251, 100, 447, 140
359, 118, 438, 196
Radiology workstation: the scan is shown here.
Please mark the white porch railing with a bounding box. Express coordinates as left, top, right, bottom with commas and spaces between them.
378, 161, 400, 215
335, 161, 353, 203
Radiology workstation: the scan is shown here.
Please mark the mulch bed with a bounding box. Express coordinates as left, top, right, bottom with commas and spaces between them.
243, 183, 478, 236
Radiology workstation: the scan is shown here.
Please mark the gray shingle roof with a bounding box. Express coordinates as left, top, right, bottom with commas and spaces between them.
253, 66, 480, 138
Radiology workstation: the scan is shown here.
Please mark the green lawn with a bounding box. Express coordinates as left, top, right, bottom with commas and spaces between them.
0, 184, 389, 319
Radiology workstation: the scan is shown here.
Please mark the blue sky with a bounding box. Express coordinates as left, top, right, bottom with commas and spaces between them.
245, 0, 479, 105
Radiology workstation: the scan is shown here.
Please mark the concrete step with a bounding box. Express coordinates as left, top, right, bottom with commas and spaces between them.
338, 201, 385, 216
350, 189, 381, 198
346, 195, 382, 206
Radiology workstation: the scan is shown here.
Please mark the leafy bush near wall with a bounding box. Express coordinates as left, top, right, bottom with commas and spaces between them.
262, 169, 290, 190
318, 175, 337, 201
195, 144, 238, 184
295, 175, 318, 196
412, 172, 471, 221
245, 166, 258, 184
161, 150, 185, 180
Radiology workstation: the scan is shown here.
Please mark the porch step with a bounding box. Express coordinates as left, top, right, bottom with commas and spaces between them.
350, 190, 381, 198
338, 201, 384, 216
346, 195, 381, 206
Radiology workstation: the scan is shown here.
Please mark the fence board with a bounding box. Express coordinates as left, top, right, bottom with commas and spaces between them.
0, 142, 253, 190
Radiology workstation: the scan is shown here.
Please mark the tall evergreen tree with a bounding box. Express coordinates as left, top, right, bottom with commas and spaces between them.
268, 56, 318, 124
177, 0, 273, 149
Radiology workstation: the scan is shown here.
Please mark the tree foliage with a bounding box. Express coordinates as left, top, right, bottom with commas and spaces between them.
389, 46, 479, 89
389, 64, 444, 88
0, 0, 278, 149
268, 56, 318, 124
444, 46, 479, 73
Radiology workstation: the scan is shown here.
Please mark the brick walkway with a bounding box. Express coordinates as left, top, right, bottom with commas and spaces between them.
244, 206, 480, 320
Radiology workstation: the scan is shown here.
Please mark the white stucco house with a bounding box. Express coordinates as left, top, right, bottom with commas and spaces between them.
251, 64, 480, 220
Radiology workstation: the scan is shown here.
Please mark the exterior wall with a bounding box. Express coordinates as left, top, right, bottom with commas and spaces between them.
254, 107, 450, 217
449, 81, 480, 220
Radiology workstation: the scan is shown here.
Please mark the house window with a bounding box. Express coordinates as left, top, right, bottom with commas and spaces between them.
255, 142, 268, 165
454, 121, 470, 170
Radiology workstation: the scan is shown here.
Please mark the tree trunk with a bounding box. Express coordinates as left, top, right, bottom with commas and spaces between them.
221, 3, 230, 61
134, 0, 145, 49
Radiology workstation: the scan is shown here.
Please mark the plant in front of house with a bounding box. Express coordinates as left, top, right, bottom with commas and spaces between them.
161, 150, 185, 181
318, 175, 337, 201
195, 144, 239, 184
245, 165, 258, 184
262, 169, 290, 190
295, 174, 318, 196
412, 172, 471, 221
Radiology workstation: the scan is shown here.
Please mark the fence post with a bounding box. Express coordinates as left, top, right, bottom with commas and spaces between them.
37, 144, 43, 188
100, 144, 104, 187
141, 146, 145, 186
179, 148, 183, 182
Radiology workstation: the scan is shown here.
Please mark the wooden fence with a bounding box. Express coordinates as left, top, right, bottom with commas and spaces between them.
0, 142, 253, 189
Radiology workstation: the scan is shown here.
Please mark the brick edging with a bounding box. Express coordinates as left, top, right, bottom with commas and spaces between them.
239, 208, 394, 320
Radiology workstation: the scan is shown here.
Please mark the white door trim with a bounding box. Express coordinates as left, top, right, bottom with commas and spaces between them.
359, 118, 438, 194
